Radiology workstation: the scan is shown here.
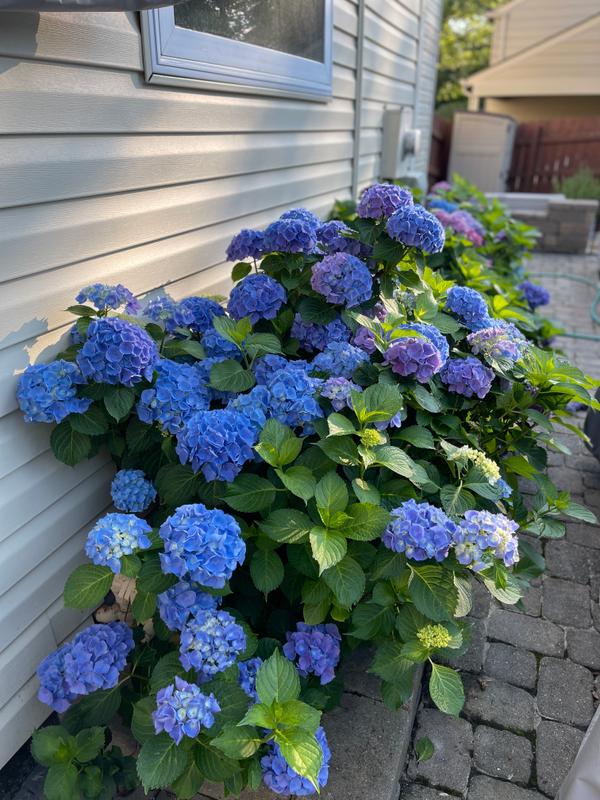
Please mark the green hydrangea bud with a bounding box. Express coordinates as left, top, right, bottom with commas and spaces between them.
360, 428, 384, 447
416, 624, 452, 650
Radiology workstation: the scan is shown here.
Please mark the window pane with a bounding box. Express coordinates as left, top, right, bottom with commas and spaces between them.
174, 0, 325, 63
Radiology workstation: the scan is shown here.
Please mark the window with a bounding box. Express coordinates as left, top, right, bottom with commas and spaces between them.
142, 0, 333, 100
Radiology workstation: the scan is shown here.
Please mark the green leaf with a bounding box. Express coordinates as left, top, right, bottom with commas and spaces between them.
315, 471, 349, 522
67, 304, 96, 317
440, 485, 476, 516
170, 760, 203, 800
194, 741, 241, 782
231, 261, 252, 281
369, 641, 415, 685
131, 697, 156, 744
315, 435, 361, 466
74, 727, 105, 762
275, 727, 323, 789
239, 702, 277, 730
297, 296, 337, 324
322, 555, 365, 608
415, 736, 435, 762
350, 601, 395, 640
309, 527, 347, 574
225, 474, 277, 512
44, 763, 79, 800
394, 426, 435, 449
64, 564, 113, 609
344, 503, 391, 541
62, 688, 121, 733
250, 549, 285, 594
409, 565, 458, 622
244, 333, 282, 358
327, 413, 357, 437
79, 765, 105, 799
50, 421, 91, 467
198, 674, 249, 736
563, 502, 598, 524
155, 464, 200, 506
137, 733, 188, 791
210, 359, 255, 392
255, 649, 301, 705
31, 726, 74, 767
103, 386, 135, 421
276, 466, 316, 502
212, 725, 261, 759
69, 406, 109, 436
150, 652, 194, 693
412, 385, 442, 413
259, 509, 312, 544
428, 663, 465, 716
351, 384, 403, 424
483, 575, 522, 605
136, 553, 177, 594
120, 553, 141, 578
373, 445, 431, 488
255, 419, 303, 467
351, 478, 381, 505
132, 589, 156, 623
278, 700, 321, 733
454, 575, 473, 618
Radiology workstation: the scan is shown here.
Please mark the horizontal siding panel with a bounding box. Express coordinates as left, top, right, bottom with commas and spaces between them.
363, 39, 416, 83
364, 11, 418, 60
332, 63, 356, 100
0, 131, 354, 210
334, 0, 358, 37
0, 676, 46, 767
362, 71, 415, 105
333, 27, 357, 69
0, 617, 56, 710
366, 0, 419, 38
0, 411, 51, 480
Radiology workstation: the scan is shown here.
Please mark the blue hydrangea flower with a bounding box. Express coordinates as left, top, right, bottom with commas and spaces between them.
253, 355, 309, 385
175, 296, 225, 334
159, 504, 245, 588
111, 469, 156, 513
383, 338, 442, 383
179, 609, 246, 676
137, 360, 210, 434
85, 512, 152, 573
238, 657, 263, 702
228, 273, 287, 324
17, 361, 91, 424
386, 204, 445, 253
153, 677, 220, 744
226, 229, 265, 262
201, 326, 243, 360
76, 283, 139, 314
439, 357, 494, 399
140, 293, 180, 333
311, 341, 369, 379
316, 221, 363, 256
37, 622, 133, 712
263, 218, 318, 254
374, 410, 404, 431
467, 322, 527, 363
310, 253, 373, 308
445, 286, 492, 331
357, 183, 413, 219
454, 510, 519, 571
392, 323, 449, 364
382, 500, 458, 561
226, 386, 269, 435
518, 280, 550, 310
428, 198, 458, 213
267, 365, 324, 428
496, 478, 512, 499
76, 318, 158, 386
261, 726, 331, 796
291, 314, 351, 353
283, 623, 341, 685
157, 580, 220, 632
280, 208, 321, 229
176, 409, 258, 482
320, 377, 361, 411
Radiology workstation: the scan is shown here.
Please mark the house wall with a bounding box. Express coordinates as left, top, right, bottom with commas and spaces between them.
484, 96, 600, 122
0, 0, 442, 766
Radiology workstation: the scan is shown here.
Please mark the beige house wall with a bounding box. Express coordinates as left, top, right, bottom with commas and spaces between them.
483, 96, 600, 122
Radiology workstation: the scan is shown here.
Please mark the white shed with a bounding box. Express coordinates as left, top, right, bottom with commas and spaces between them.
0, 0, 443, 765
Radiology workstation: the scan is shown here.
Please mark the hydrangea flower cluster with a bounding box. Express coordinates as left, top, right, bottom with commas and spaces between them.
175, 296, 225, 333
159, 503, 245, 588
417, 624, 452, 650
202, 326, 243, 360
76, 318, 158, 386
433, 209, 484, 246
253, 354, 306, 385
157, 580, 219, 631
445, 286, 491, 331
310, 253, 373, 308
428, 197, 457, 213
17, 361, 91, 424
448, 446, 501, 485
382, 500, 458, 561
226, 229, 265, 262
496, 478, 513, 499
226, 386, 269, 435
386, 204, 445, 253
85, 512, 152, 573
238, 657, 263, 702
176, 408, 258, 482
454, 510, 519, 571
261, 726, 331, 797
141, 293, 180, 333
518, 280, 550, 310
153, 677, 220, 744
37, 622, 133, 712
392, 322, 449, 364
179, 609, 246, 676
263, 218, 318, 254
290, 314, 350, 353
320, 377, 361, 411
467, 322, 527, 362
439, 357, 495, 399
311, 341, 369, 379
280, 207, 321, 228
352, 325, 377, 354
110, 469, 156, 512
316, 220, 363, 256
228, 273, 287, 324
384, 338, 443, 383
266, 365, 324, 428
283, 623, 341, 685
357, 182, 413, 219
137, 359, 210, 434
76, 283, 139, 314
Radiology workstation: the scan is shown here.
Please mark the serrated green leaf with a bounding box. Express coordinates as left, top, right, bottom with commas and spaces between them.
315, 435, 361, 466
225, 474, 277, 512
322, 555, 365, 608
415, 736, 435, 762
239, 703, 277, 729
170, 759, 203, 799
297, 296, 337, 324
155, 464, 200, 506
132, 589, 156, 623
440, 484, 476, 516
103, 386, 135, 421
31, 726, 74, 767
429, 663, 464, 716
259, 509, 312, 544
315, 471, 348, 522
351, 383, 403, 424
255, 419, 303, 467
369, 641, 415, 687
69, 406, 109, 436
275, 726, 323, 789
244, 333, 282, 358
44, 763, 79, 800
276, 466, 316, 502
250, 549, 284, 594
327, 413, 358, 437
209, 359, 255, 392
373, 445, 431, 487
344, 503, 391, 541
136, 553, 177, 594
50, 420, 91, 467
409, 565, 458, 622
73, 727, 105, 762
231, 262, 252, 282
62, 688, 121, 733
64, 564, 113, 609
563, 501, 597, 524
255, 650, 301, 705
137, 733, 188, 791
212, 725, 261, 759
394, 426, 435, 449
309, 527, 347, 574
131, 697, 156, 744
150, 652, 194, 693
278, 700, 321, 734
194, 741, 241, 782
351, 478, 381, 504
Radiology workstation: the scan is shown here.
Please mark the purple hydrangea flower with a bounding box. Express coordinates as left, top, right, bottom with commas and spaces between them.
179, 609, 246, 676
201, 326, 243, 360
283, 623, 341, 685
352, 325, 377, 354
291, 314, 351, 353
76, 283, 139, 314
141, 293, 180, 333
137, 359, 210, 434
383, 338, 442, 382
311, 341, 369, 379
253, 355, 309, 385
153, 677, 220, 744
320, 377, 361, 410
430, 181, 452, 194
316, 220, 363, 256
433, 209, 484, 246
176, 408, 258, 482
175, 296, 225, 334
392, 322, 449, 364
226, 229, 265, 262
386, 204, 445, 253
263, 218, 318, 254
439, 357, 494, 399
467, 322, 527, 363
76, 318, 158, 386
159, 503, 245, 588
85, 512, 152, 573
454, 510, 519, 571
280, 208, 321, 229
445, 286, 492, 331
357, 183, 413, 219
228, 273, 287, 324
238, 657, 263, 702
157, 580, 220, 632
382, 500, 458, 561
111, 469, 156, 513
261, 726, 331, 796
17, 361, 91, 424
310, 253, 373, 308
518, 280, 550, 310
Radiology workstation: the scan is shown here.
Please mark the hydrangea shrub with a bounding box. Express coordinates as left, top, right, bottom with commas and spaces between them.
20, 182, 599, 800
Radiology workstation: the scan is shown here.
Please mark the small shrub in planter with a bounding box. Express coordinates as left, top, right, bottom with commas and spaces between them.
19, 183, 598, 799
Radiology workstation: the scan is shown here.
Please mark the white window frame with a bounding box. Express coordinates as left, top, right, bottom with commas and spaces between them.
141, 1, 333, 101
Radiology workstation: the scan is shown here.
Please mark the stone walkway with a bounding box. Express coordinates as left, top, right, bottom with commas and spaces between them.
400, 247, 600, 800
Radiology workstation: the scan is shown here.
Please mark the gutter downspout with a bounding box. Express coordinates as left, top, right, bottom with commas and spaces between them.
351, 0, 366, 199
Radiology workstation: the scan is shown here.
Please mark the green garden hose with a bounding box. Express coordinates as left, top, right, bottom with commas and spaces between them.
529, 271, 600, 342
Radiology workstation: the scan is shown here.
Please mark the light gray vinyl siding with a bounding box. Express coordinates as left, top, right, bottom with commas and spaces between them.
0, 0, 442, 765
